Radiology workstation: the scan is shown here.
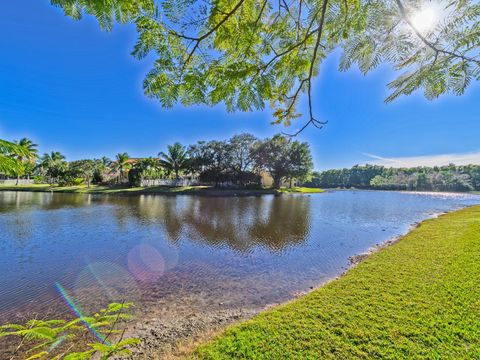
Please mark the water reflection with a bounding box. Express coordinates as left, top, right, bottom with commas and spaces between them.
0, 192, 312, 252
0, 190, 479, 326
0, 191, 94, 211
153, 196, 310, 252
135, 196, 312, 252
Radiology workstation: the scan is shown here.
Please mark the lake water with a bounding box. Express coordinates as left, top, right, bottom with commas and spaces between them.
1, 190, 479, 354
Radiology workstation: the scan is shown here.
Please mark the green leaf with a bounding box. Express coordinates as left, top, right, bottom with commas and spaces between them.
64, 350, 96, 360
26, 351, 48, 360
89, 342, 113, 353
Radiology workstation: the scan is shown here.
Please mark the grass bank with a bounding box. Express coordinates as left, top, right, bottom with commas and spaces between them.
194, 206, 480, 359
0, 184, 324, 196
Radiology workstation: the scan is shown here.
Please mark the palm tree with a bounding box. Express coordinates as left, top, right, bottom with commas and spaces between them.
39, 151, 67, 184
159, 143, 188, 179
0, 139, 26, 177
40, 151, 65, 165
114, 152, 130, 182
92, 157, 113, 183
14, 138, 39, 184
100, 156, 112, 168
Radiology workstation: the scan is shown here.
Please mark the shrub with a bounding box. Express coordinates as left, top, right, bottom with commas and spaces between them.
72, 178, 85, 186
33, 175, 45, 184
0, 302, 138, 359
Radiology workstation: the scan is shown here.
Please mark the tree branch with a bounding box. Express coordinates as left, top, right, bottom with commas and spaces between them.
394, 0, 480, 65
284, 0, 330, 136
177, 0, 246, 68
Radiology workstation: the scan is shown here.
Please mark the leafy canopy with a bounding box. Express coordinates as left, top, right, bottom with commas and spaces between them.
254, 134, 313, 187
52, 0, 479, 131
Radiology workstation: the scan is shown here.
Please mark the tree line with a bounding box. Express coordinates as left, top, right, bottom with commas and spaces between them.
0, 134, 313, 189
308, 164, 480, 192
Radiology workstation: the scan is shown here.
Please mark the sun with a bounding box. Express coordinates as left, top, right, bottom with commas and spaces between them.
410, 6, 439, 32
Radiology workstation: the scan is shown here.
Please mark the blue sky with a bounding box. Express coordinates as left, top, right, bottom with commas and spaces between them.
1, 1, 479, 170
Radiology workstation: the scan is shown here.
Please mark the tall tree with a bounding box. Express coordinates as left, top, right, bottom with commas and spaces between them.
39, 151, 67, 184
69, 159, 96, 187
159, 143, 189, 179
226, 133, 258, 185
114, 152, 131, 182
128, 157, 163, 186
188, 140, 232, 185
254, 135, 313, 188
52, 0, 479, 131
91, 157, 113, 183
14, 138, 39, 184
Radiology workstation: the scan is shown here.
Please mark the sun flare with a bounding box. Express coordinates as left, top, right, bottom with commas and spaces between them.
410, 6, 438, 32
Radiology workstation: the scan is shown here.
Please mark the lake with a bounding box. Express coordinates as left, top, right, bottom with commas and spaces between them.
1, 190, 479, 355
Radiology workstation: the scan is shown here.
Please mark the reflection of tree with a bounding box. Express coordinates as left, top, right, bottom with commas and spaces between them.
42, 193, 95, 210
0, 191, 96, 212
0, 192, 312, 253
150, 196, 312, 253
183, 198, 251, 251
127, 195, 183, 242
248, 196, 311, 250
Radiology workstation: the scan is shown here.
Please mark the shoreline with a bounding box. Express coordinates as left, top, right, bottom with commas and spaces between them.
348, 210, 448, 266
0, 185, 325, 197
126, 208, 463, 359
190, 205, 480, 358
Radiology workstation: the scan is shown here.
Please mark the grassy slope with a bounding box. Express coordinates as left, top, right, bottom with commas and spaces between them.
194, 206, 480, 359
0, 185, 323, 195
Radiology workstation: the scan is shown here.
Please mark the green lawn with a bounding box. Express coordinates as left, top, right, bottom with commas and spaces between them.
194, 206, 480, 359
0, 184, 323, 196
278, 186, 325, 194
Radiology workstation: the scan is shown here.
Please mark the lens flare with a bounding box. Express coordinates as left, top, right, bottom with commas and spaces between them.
48, 335, 67, 352
127, 244, 166, 282
55, 282, 110, 346
73, 261, 140, 310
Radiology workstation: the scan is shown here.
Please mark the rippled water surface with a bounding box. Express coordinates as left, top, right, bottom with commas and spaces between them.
1, 190, 479, 323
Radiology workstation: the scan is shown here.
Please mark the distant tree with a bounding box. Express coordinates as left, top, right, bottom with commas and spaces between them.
114, 152, 131, 182
188, 140, 231, 186
287, 141, 314, 186
226, 133, 258, 186
254, 135, 313, 188
128, 157, 164, 186
91, 157, 113, 183
39, 151, 67, 184
100, 156, 113, 168
159, 142, 189, 179
465, 166, 480, 190
13, 138, 39, 184
69, 159, 96, 187
317, 164, 479, 192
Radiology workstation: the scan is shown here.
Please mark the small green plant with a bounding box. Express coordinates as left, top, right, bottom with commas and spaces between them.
0, 302, 139, 360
